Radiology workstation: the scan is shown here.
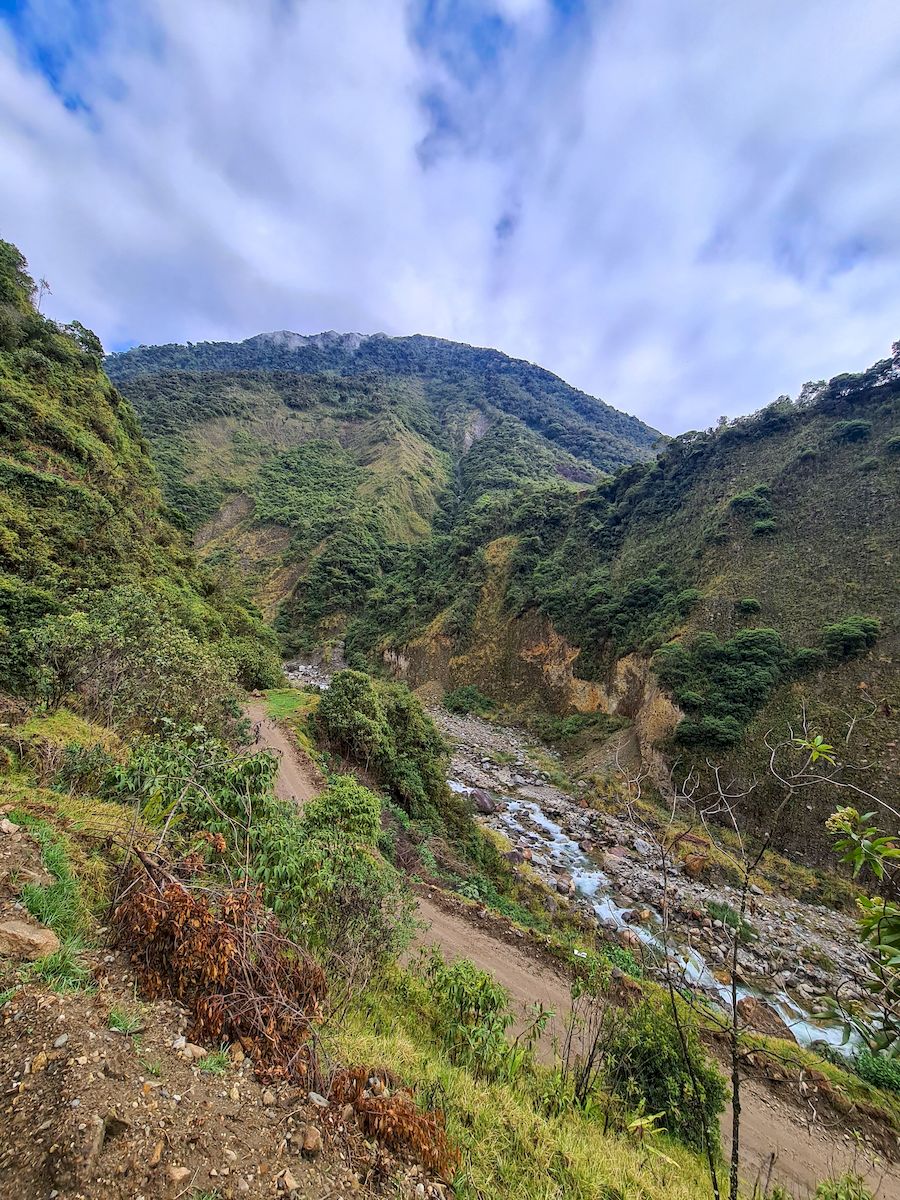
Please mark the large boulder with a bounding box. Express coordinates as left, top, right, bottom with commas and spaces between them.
0, 917, 60, 960
470, 788, 496, 814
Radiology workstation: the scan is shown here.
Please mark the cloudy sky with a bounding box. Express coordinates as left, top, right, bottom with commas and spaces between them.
2, 0, 900, 432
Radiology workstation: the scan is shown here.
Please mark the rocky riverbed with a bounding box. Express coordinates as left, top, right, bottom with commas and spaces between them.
284, 662, 866, 1050
431, 707, 868, 1050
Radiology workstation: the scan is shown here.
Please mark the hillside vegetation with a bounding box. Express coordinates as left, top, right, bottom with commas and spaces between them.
105, 331, 660, 646
112, 318, 900, 856
0, 240, 281, 699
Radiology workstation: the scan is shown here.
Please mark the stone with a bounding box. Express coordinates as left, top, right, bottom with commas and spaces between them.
262, 1089, 276, 1106
308, 1091, 329, 1108
470, 789, 496, 814
53, 1033, 69, 1048
0, 818, 20, 834
341, 1102, 355, 1124
182, 1043, 207, 1060
281, 1168, 299, 1192
0, 917, 60, 961
167, 1166, 191, 1185
302, 1125, 323, 1158
736, 996, 798, 1043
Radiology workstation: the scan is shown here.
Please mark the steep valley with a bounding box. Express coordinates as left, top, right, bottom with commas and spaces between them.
109, 330, 900, 866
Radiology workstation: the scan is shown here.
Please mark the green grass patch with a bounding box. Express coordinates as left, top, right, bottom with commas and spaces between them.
331, 967, 723, 1200
706, 899, 758, 943
199, 1048, 230, 1075
108, 1005, 143, 1035
9, 809, 90, 942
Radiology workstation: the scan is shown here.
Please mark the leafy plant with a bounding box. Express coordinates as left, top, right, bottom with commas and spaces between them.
830, 420, 872, 443
821, 615, 880, 659
815, 1174, 873, 1200
199, 1048, 230, 1074
443, 685, 495, 716
603, 993, 727, 1153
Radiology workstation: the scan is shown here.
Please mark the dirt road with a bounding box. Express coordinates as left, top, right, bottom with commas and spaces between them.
246, 698, 320, 803
254, 700, 900, 1199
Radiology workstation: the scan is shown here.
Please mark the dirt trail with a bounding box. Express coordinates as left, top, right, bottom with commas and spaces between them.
245, 698, 320, 803
258, 702, 900, 1199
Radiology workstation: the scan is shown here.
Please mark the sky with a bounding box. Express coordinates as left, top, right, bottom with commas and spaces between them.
2, 0, 900, 433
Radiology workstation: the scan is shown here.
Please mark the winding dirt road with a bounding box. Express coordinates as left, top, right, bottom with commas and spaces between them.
251, 701, 900, 1198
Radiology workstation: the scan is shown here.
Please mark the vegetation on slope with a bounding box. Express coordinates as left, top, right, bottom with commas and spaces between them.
0, 238, 280, 697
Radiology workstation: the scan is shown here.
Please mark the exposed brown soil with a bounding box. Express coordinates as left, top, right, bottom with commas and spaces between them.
246, 699, 322, 804
0, 957, 454, 1200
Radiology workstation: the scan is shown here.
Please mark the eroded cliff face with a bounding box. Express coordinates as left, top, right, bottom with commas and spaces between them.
383, 537, 684, 786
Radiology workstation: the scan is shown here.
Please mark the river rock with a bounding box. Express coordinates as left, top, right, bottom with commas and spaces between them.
470, 789, 496, 814
0, 917, 60, 960
736, 996, 797, 1043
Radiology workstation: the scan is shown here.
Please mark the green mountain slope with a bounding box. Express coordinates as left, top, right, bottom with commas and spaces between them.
0, 240, 278, 694
105, 331, 660, 643
107, 320, 899, 860
366, 351, 900, 858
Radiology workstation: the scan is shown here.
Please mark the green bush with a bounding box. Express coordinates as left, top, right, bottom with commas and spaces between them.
854, 1048, 900, 1094
791, 646, 827, 674
821, 615, 880, 659
444, 684, 495, 716
815, 1174, 874, 1200
729, 485, 772, 519
737, 597, 761, 614
316, 669, 450, 821
830, 420, 872, 443
752, 518, 777, 536
604, 994, 727, 1152
30, 586, 242, 736
114, 733, 414, 983
656, 627, 791, 747
884, 434, 900, 455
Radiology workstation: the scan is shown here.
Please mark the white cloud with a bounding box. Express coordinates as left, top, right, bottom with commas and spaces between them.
1, 0, 899, 432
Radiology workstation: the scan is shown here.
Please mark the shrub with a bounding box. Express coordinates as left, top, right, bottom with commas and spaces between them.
752, 518, 777, 536
316, 670, 450, 822
815, 1175, 874, 1200
854, 1048, 900, 1094
30, 585, 241, 735
729, 485, 772, 518
821, 615, 880, 659
884, 434, 900, 455
737, 598, 761, 614
831, 420, 872, 443
656, 627, 790, 746
114, 732, 414, 990
444, 684, 495, 716
791, 646, 826, 674
604, 993, 727, 1152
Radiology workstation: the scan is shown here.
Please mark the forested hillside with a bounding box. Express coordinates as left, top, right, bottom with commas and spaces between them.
0, 240, 280, 701
110, 324, 900, 860
106, 331, 659, 644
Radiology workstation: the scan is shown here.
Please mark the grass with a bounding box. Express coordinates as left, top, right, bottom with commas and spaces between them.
26, 941, 95, 993
199, 1048, 231, 1075
10, 810, 89, 942
706, 899, 758, 944
108, 1005, 144, 1035
262, 687, 320, 755
331, 969, 721, 1200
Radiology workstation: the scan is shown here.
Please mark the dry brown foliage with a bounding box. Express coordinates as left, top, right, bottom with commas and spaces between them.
113, 850, 326, 1082
332, 1066, 459, 1179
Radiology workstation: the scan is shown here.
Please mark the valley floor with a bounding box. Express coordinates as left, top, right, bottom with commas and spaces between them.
254, 690, 900, 1199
